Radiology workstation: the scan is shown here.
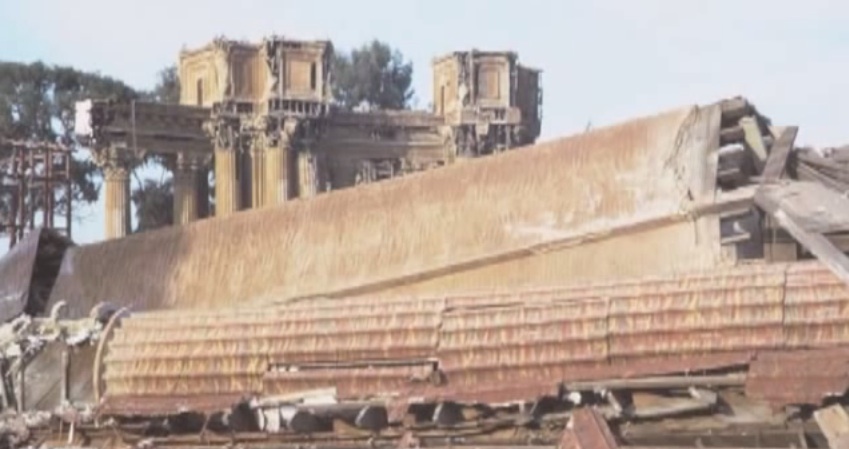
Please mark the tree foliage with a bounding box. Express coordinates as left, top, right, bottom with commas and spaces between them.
332, 40, 414, 110
131, 177, 173, 233
0, 61, 138, 225
131, 65, 180, 233
143, 64, 180, 104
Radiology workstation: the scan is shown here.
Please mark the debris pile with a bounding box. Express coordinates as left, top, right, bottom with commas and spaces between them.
2, 96, 849, 448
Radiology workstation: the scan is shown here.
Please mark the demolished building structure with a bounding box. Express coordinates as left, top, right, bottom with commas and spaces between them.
2, 93, 849, 448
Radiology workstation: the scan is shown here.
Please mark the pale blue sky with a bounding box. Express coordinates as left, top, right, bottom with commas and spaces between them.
2, 0, 849, 249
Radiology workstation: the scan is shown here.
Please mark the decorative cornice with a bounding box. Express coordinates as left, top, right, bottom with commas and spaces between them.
91, 146, 135, 173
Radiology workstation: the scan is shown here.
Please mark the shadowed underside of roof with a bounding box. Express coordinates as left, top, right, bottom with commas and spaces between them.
49, 101, 724, 317
0, 229, 74, 321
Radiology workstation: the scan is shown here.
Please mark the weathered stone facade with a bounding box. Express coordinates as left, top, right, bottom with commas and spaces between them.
197, 37, 542, 217
77, 36, 542, 237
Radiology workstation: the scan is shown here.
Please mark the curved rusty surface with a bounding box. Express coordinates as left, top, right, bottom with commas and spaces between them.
98, 260, 849, 415
49, 101, 724, 318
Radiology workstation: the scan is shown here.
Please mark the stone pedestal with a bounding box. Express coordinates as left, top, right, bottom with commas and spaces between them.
214, 148, 241, 217
102, 165, 131, 240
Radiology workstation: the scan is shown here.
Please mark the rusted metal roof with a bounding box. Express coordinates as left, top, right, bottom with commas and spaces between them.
745, 347, 849, 407
0, 228, 73, 321
50, 100, 730, 318
97, 260, 849, 415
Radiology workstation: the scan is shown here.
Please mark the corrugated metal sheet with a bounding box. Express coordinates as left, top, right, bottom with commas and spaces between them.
98, 260, 849, 415
0, 228, 73, 321
50, 101, 725, 318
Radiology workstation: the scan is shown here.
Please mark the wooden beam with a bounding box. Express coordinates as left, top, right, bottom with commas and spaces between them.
564, 373, 746, 392
761, 126, 799, 182
755, 187, 849, 286
813, 404, 849, 449
740, 116, 769, 172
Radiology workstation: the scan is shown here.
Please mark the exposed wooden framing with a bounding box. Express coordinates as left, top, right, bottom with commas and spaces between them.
755, 187, 849, 286
740, 116, 768, 172
761, 126, 798, 181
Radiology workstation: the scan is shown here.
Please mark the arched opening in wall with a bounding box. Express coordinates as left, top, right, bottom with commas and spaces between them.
196, 79, 204, 106
310, 62, 317, 91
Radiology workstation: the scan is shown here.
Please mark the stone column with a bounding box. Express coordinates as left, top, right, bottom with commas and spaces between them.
173, 153, 203, 225
250, 147, 265, 209
97, 149, 133, 240
214, 147, 241, 217
264, 119, 297, 206
207, 117, 243, 218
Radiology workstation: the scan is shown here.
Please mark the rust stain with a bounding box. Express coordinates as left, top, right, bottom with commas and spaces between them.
96, 260, 849, 414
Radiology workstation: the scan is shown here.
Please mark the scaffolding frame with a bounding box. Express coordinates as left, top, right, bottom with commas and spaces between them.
0, 139, 73, 249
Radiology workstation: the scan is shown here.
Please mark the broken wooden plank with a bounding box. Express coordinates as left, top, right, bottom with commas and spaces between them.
740, 117, 769, 173
564, 373, 746, 392
720, 126, 745, 145
719, 97, 752, 124
761, 126, 798, 182
756, 182, 849, 234
755, 187, 849, 287
813, 404, 849, 449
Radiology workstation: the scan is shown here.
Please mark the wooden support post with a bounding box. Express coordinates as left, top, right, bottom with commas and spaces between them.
61, 346, 70, 404
761, 126, 799, 182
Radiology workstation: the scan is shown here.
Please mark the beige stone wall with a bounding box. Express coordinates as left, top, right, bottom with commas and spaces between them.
474, 55, 511, 108
179, 47, 223, 107
229, 45, 267, 105
432, 56, 459, 118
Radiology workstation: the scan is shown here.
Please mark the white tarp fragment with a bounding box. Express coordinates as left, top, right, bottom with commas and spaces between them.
74, 100, 93, 137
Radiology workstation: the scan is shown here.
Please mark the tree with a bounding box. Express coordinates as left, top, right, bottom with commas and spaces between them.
143, 64, 180, 104
0, 61, 139, 229
131, 65, 181, 233
131, 177, 173, 232
332, 40, 414, 110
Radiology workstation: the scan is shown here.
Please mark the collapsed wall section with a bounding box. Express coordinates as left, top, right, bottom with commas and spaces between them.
49, 101, 725, 317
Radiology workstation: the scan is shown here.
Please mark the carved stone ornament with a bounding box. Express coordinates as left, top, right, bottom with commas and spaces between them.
206, 118, 240, 151
175, 152, 212, 173
91, 146, 134, 178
